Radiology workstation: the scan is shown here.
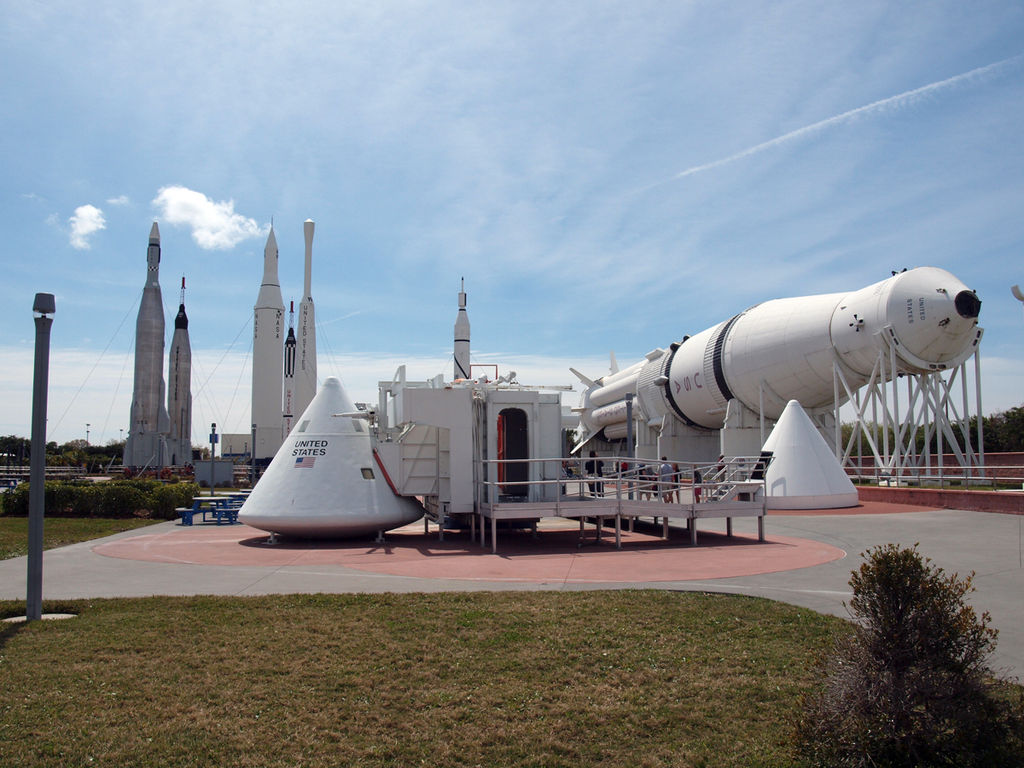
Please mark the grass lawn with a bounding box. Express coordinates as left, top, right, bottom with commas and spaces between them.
0, 591, 841, 767
0, 516, 163, 560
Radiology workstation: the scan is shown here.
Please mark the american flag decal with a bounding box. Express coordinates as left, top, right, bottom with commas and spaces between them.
294, 456, 316, 468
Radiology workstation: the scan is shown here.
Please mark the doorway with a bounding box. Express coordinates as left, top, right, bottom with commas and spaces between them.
497, 407, 529, 498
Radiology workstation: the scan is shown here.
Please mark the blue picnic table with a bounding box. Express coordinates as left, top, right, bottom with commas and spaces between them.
176, 494, 246, 525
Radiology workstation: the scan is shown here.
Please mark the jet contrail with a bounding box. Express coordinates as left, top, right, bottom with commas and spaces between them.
674, 54, 1023, 181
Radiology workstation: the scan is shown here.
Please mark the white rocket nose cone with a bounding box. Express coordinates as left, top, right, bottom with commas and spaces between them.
762, 400, 858, 510
886, 267, 980, 367
239, 376, 423, 538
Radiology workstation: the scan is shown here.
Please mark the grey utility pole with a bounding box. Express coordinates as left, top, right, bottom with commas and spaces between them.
26, 293, 55, 622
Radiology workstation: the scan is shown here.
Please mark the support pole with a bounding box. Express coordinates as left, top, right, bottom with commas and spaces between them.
625, 393, 634, 501
974, 350, 985, 476
27, 293, 55, 622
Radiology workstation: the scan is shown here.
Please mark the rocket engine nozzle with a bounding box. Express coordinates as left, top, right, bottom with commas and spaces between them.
955, 290, 981, 319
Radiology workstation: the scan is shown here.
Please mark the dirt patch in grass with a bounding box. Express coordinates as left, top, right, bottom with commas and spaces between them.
0, 591, 841, 767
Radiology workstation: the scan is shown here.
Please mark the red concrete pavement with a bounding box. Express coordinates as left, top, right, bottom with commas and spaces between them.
94, 517, 850, 584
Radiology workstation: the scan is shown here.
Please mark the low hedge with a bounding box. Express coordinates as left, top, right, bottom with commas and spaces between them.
0, 479, 200, 520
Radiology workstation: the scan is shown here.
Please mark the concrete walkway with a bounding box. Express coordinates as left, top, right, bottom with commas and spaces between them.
2, 506, 1022, 677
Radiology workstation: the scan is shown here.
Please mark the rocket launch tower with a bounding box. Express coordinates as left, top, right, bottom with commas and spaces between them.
124, 223, 172, 468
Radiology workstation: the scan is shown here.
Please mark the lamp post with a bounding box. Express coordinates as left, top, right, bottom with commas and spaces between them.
85, 423, 90, 446
27, 292, 55, 622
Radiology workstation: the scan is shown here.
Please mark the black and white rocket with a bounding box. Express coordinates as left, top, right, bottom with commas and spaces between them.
283, 300, 297, 437
167, 276, 192, 465
295, 219, 317, 418
252, 226, 285, 460
124, 223, 171, 468
453, 278, 470, 380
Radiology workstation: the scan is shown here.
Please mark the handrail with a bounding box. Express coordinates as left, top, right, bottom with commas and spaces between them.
477, 454, 771, 505
843, 463, 1024, 490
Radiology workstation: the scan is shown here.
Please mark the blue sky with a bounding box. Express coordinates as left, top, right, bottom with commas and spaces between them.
2, 1, 1022, 445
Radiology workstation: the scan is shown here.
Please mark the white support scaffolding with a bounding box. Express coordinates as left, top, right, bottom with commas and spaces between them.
833, 336, 985, 480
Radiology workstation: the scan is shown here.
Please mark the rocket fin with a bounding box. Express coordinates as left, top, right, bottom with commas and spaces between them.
569, 368, 597, 388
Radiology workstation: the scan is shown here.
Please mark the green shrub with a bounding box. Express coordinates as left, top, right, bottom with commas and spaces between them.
93, 484, 148, 517
798, 543, 1024, 767
0, 480, 200, 520
148, 482, 199, 519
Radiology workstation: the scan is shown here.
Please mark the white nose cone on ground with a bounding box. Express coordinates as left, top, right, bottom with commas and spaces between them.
761, 400, 859, 510
239, 377, 424, 538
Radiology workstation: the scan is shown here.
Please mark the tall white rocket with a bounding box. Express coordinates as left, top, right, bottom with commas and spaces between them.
454, 277, 470, 380
282, 300, 296, 437
295, 219, 317, 417
125, 223, 171, 467
167, 276, 192, 465
252, 226, 285, 460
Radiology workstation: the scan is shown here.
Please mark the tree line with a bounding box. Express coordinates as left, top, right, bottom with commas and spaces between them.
0, 436, 210, 472
842, 405, 1024, 455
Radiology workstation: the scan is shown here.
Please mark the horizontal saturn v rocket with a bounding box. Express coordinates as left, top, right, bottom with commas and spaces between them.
573, 266, 982, 447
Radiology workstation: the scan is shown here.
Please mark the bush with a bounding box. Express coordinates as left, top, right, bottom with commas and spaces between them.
798, 544, 1024, 767
0, 480, 200, 520
92, 484, 149, 517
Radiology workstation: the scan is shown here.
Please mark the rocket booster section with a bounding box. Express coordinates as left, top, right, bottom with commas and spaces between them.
167, 276, 192, 465
252, 227, 285, 459
453, 278, 470, 380
125, 223, 171, 466
283, 300, 297, 436
576, 267, 982, 443
295, 219, 317, 418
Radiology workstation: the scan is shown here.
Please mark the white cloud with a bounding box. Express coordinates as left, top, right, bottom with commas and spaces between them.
106, 194, 130, 206
68, 204, 106, 249
673, 54, 1024, 182
152, 186, 266, 249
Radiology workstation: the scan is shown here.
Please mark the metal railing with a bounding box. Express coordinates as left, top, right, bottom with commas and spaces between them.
476, 455, 770, 511
843, 462, 1024, 490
